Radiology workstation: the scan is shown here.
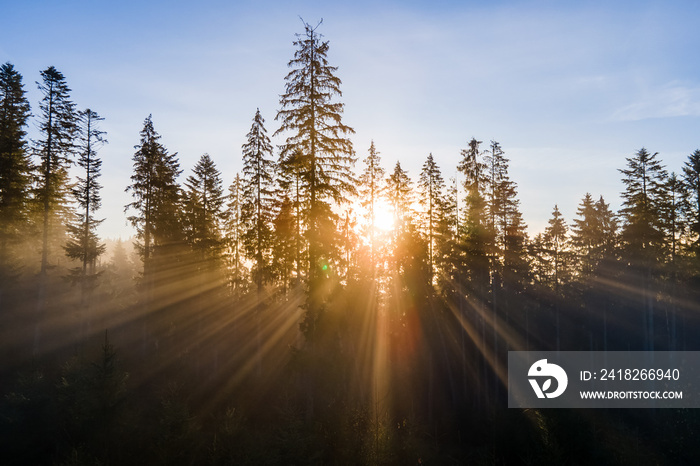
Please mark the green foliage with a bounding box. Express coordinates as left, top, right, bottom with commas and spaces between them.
241, 109, 276, 290
0, 62, 32, 272
358, 141, 386, 270
223, 173, 249, 296
619, 147, 668, 266
275, 19, 356, 285
125, 114, 183, 264
34, 66, 78, 274
182, 153, 225, 256
64, 109, 107, 286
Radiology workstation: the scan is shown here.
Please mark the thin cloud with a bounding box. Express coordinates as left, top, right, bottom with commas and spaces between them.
612, 82, 700, 121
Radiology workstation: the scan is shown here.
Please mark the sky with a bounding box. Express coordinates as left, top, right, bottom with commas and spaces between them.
2, 0, 700, 239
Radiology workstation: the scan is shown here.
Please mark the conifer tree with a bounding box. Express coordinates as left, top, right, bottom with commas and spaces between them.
619, 148, 667, 351
241, 109, 276, 292
0, 62, 31, 291
542, 204, 570, 291
594, 195, 618, 263
418, 153, 447, 283
274, 19, 356, 287
457, 138, 490, 298
224, 174, 247, 297
571, 193, 597, 274
34, 66, 77, 275
182, 153, 225, 257
660, 173, 685, 265
358, 141, 385, 272
483, 141, 508, 242
386, 161, 413, 235
683, 149, 700, 257
483, 141, 527, 289
125, 115, 182, 272
277, 150, 307, 283
272, 195, 297, 295
619, 147, 667, 266
435, 178, 460, 298
64, 109, 107, 291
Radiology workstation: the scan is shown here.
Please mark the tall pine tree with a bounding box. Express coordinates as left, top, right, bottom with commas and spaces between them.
619, 148, 667, 351
182, 153, 225, 258
457, 138, 490, 299
683, 149, 700, 261
64, 109, 107, 289
358, 141, 385, 274
34, 66, 77, 275
0, 62, 31, 294
274, 19, 356, 289
241, 109, 276, 292
224, 174, 248, 297
418, 153, 447, 284
125, 115, 182, 275
386, 161, 413, 237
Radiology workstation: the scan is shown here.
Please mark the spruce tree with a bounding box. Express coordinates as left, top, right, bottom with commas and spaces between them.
386, 161, 413, 235
418, 153, 447, 284
358, 141, 385, 273
457, 138, 490, 299
277, 149, 307, 283
182, 153, 225, 257
274, 19, 356, 287
594, 195, 618, 263
224, 174, 247, 297
542, 204, 570, 291
660, 173, 685, 265
272, 195, 297, 295
64, 109, 107, 291
619, 147, 667, 266
125, 115, 182, 273
34, 66, 77, 275
619, 148, 667, 351
241, 109, 276, 292
0, 62, 31, 292
571, 193, 599, 277
683, 149, 700, 257
483, 141, 527, 289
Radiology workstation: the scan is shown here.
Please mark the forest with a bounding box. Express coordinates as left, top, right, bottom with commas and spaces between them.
2, 21, 700, 465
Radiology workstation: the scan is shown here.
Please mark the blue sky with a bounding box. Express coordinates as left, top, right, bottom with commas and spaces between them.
3, 0, 700, 238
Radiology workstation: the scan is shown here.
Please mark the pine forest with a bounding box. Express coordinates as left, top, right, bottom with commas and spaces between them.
2, 20, 700, 465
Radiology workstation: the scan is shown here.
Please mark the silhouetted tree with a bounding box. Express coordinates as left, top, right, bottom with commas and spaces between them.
457, 138, 490, 299
224, 174, 247, 297
571, 193, 599, 277
64, 109, 107, 332
241, 109, 276, 292
34, 66, 77, 275
272, 195, 297, 295
418, 153, 447, 285
358, 141, 385, 275
182, 153, 225, 257
32, 66, 77, 354
619, 147, 667, 351
0, 62, 31, 299
125, 115, 182, 271
274, 19, 356, 289
620, 147, 667, 266
542, 204, 570, 292
683, 149, 700, 261
386, 161, 413, 239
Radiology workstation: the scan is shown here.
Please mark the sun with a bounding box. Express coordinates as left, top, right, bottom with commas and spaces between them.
350, 198, 396, 247
372, 199, 395, 232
